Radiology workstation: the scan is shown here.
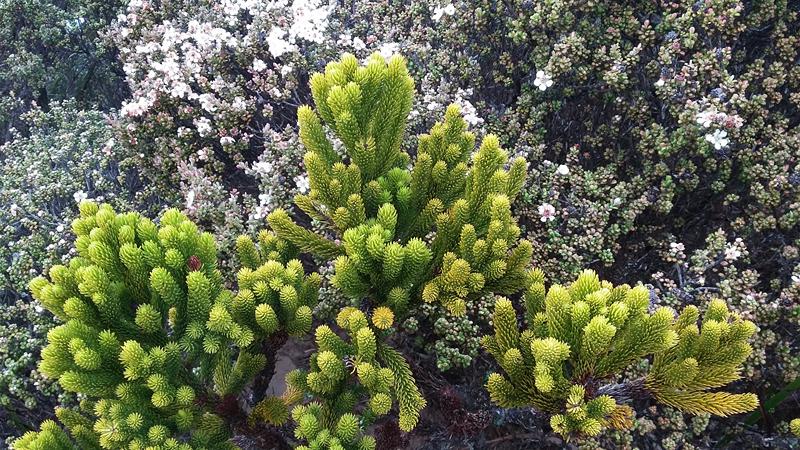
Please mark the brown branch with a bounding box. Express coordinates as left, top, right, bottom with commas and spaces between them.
251, 331, 289, 404
596, 377, 651, 404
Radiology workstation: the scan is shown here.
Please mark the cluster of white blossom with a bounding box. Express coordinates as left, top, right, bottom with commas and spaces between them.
431, 3, 456, 22
695, 104, 743, 150
116, 0, 334, 153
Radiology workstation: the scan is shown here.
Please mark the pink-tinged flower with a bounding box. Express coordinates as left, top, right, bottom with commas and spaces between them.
538, 203, 556, 222
696, 109, 718, 128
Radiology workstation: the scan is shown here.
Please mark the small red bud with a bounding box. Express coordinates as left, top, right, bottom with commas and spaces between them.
187, 255, 202, 271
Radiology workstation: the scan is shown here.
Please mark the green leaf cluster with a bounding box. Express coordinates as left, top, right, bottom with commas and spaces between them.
268, 53, 531, 319
283, 306, 425, 436
15, 202, 305, 449
483, 269, 759, 438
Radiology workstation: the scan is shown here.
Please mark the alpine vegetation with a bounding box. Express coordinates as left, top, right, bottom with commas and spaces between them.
483, 269, 758, 438
8, 51, 764, 449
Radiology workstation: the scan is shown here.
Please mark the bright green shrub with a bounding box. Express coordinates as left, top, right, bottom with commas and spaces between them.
268, 53, 531, 318
263, 52, 533, 438
484, 269, 758, 438
13, 202, 303, 449
273, 307, 414, 447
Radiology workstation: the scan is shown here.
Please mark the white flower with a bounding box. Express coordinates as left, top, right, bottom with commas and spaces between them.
73, 191, 88, 204
432, 3, 455, 22
705, 129, 730, 150
198, 93, 217, 112
336, 33, 352, 47
266, 26, 295, 58
452, 89, 483, 126
252, 58, 267, 72
194, 117, 212, 137
120, 97, 153, 117
352, 36, 366, 51
654, 78, 665, 87
556, 164, 569, 176
56, 224, 65, 233
231, 96, 248, 112
253, 161, 273, 175
538, 203, 556, 222
724, 243, 741, 261
170, 82, 192, 98
186, 190, 196, 209
252, 205, 268, 220
288, 0, 331, 44
696, 109, 717, 128
220, 136, 235, 146
533, 70, 554, 91
9, 203, 18, 217
669, 242, 685, 252
611, 197, 622, 206
378, 42, 400, 60
792, 273, 800, 285
294, 174, 310, 193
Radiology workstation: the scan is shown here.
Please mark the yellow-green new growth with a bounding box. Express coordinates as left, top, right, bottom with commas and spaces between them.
268, 53, 531, 319
483, 269, 758, 438
291, 402, 377, 450
645, 298, 759, 416
263, 53, 534, 437
284, 306, 426, 441
235, 234, 320, 337
16, 202, 299, 450
791, 418, 800, 437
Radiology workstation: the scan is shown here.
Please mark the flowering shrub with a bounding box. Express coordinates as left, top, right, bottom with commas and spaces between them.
0, 102, 157, 295
112, 0, 333, 197
0, 0, 127, 142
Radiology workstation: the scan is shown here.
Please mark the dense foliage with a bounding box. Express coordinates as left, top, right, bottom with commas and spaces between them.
2, 0, 799, 449
0, 0, 127, 142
